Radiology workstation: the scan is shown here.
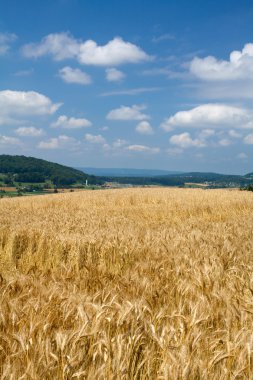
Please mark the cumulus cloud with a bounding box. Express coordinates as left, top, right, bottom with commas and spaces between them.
78, 37, 150, 66
101, 87, 161, 97
244, 121, 253, 129
228, 130, 242, 138
237, 152, 247, 159
0, 32, 17, 55
15, 126, 44, 137
0, 90, 61, 125
161, 104, 252, 131
0, 135, 21, 146
136, 121, 154, 135
38, 135, 78, 150
170, 132, 206, 148
244, 133, 253, 145
188, 80, 253, 100
59, 66, 91, 85
218, 138, 232, 147
101, 139, 127, 151
107, 105, 149, 121
51, 115, 92, 129
113, 139, 127, 148
22, 33, 150, 66
106, 68, 125, 82
85, 133, 106, 144
190, 43, 253, 81
22, 33, 79, 60
198, 129, 215, 139
126, 144, 160, 153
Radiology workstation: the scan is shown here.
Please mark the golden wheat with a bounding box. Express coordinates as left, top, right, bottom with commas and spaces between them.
0, 188, 253, 379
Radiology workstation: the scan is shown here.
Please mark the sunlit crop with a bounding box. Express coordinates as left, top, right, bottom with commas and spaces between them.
1, 188, 253, 379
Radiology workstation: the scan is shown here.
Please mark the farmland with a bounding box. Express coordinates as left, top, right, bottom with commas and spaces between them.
1, 188, 253, 379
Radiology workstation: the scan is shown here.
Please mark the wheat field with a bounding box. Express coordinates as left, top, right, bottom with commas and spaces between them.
0, 188, 253, 379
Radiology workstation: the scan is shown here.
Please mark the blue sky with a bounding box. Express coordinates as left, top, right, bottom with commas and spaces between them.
0, 0, 253, 174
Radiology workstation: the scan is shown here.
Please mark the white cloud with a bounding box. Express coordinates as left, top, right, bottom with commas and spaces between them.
99, 139, 127, 152
152, 33, 175, 43
22, 33, 79, 60
0, 135, 21, 145
228, 129, 242, 138
244, 121, 253, 129
101, 87, 161, 97
161, 104, 252, 131
15, 126, 44, 137
38, 135, 78, 150
101, 139, 127, 151
0, 116, 21, 126
237, 152, 247, 159
59, 66, 91, 85
113, 138, 127, 148
198, 129, 215, 139
244, 133, 253, 145
136, 121, 154, 135
38, 139, 59, 149
85, 133, 106, 144
0, 90, 61, 125
190, 43, 253, 81
126, 144, 160, 153
106, 68, 125, 82
0, 32, 17, 55
195, 153, 204, 159
102, 143, 111, 151
78, 37, 150, 66
14, 69, 34, 77
142, 66, 188, 80
22, 33, 150, 66
51, 115, 92, 129
170, 132, 206, 148
188, 81, 253, 100
167, 147, 183, 156
107, 105, 149, 121
218, 138, 232, 146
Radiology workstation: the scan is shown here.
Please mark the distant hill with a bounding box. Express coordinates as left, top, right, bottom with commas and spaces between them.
1, 156, 251, 189
168, 172, 244, 180
78, 167, 183, 177
0, 155, 97, 186
98, 170, 252, 188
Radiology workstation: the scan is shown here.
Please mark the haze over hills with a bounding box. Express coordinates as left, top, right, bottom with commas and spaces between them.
0, 155, 252, 189
78, 167, 252, 185
78, 167, 183, 177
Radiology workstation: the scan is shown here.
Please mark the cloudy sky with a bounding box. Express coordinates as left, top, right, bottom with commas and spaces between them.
0, 0, 253, 173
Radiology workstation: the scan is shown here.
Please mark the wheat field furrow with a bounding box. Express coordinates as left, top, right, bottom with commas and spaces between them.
1, 188, 253, 379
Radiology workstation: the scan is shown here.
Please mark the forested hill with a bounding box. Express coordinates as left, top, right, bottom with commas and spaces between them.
0, 155, 97, 185
99, 171, 252, 187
